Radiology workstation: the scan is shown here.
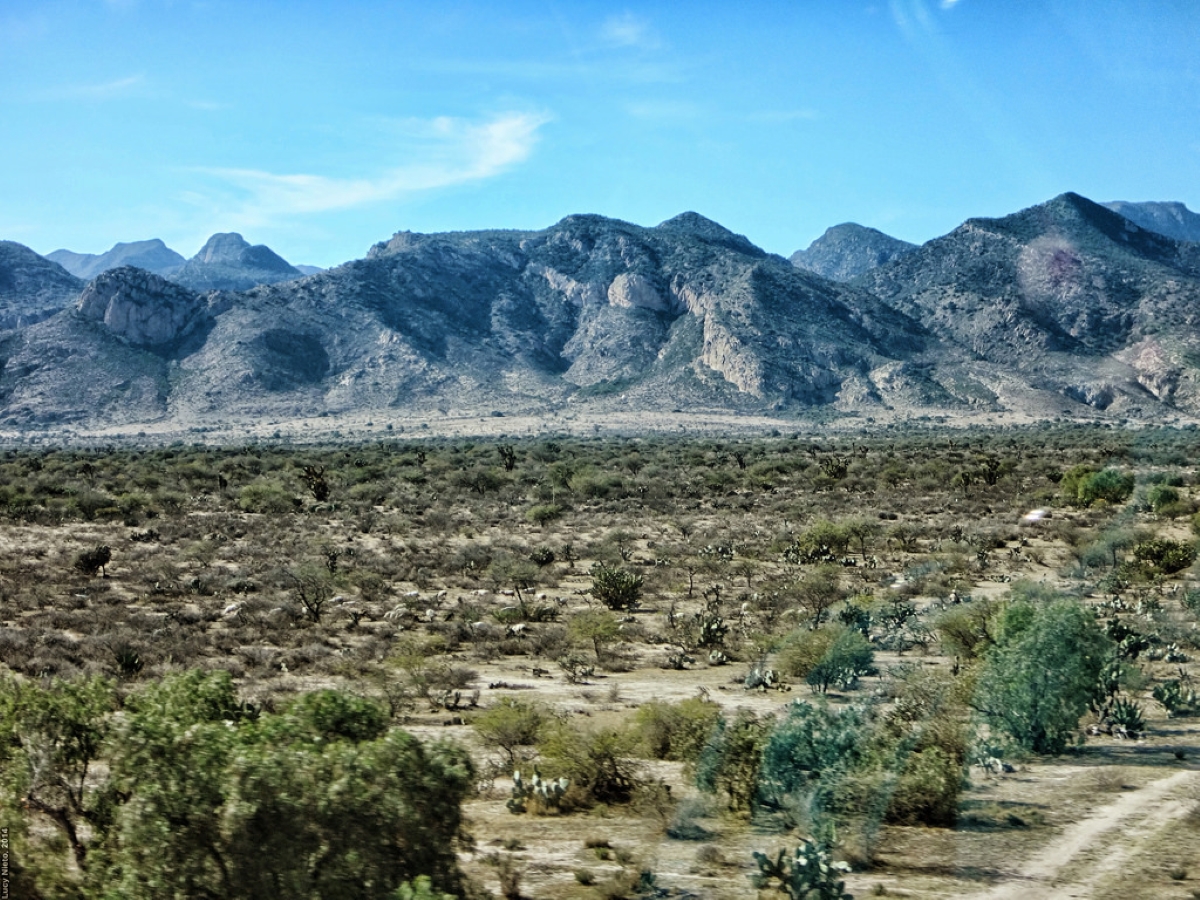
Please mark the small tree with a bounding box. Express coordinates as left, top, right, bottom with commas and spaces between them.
973, 598, 1112, 754
472, 698, 548, 766
74, 544, 112, 576
569, 608, 622, 664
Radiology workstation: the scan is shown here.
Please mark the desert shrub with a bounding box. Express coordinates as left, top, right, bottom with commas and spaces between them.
775, 626, 839, 680
537, 723, 642, 806
885, 745, 963, 826
783, 521, 850, 564
238, 479, 298, 514
472, 698, 549, 766
1147, 483, 1181, 514
631, 698, 721, 763
805, 628, 874, 693
1075, 468, 1135, 506
74, 544, 112, 576
757, 701, 866, 808
1132, 538, 1197, 575
934, 600, 998, 660
695, 709, 771, 812
526, 503, 563, 525
589, 563, 643, 611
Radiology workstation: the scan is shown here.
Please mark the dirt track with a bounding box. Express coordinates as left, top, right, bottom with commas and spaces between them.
975, 767, 1199, 899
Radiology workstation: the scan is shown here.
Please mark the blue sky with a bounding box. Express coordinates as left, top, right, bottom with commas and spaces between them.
2, 1, 1198, 268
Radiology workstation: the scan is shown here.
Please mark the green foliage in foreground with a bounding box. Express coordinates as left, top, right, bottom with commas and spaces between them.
0, 671, 474, 899
974, 598, 1112, 754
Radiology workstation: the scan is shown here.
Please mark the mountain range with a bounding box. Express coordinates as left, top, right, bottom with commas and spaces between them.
2, 193, 1199, 433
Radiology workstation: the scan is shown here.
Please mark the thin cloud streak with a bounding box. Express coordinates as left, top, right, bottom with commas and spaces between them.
193, 112, 550, 223
601, 13, 661, 50
31, 74, 144, 101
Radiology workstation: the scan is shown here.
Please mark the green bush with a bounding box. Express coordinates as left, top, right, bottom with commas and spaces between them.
695, 710, 771, 812
974, 598, 1112, 754
1132, 538, 1197, 574
631, 698, 721, 763
589, 563, 643, 611
238, 479, 298, 513
537, 723, 642, 805
757, 701, 866, 806
805, 628, 874, 693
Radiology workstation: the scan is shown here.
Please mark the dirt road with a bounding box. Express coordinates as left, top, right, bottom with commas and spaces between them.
976, 768, 1199, 899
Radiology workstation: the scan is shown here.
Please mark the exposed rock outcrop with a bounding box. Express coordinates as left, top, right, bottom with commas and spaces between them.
76, 266, 207, 349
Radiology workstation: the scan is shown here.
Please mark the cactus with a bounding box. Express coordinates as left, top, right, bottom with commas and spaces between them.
1152, 679, 1196, 717
507, 768, 569, 814
1107, 697, 1145, 737
751, 837, 853, 900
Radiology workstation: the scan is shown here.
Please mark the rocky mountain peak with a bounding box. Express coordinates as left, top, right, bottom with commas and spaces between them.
172, 234, 300, 291
0, 241, 84, 330
656, 211, 765, 256
790, 223, 916, 281
47, 239, 186, 280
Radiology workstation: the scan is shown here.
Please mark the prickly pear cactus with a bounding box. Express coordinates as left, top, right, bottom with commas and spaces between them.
751, 838, 853, 899
507, 768, 569, 814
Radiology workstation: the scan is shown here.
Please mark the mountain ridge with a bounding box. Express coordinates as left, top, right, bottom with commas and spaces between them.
3, 192, 1200, 434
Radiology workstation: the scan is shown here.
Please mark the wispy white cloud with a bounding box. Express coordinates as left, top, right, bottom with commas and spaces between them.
32, 74, 144, 101
940, 0, 963, 8
191, 112, 550, 225
746, 109, 819, 124
626, 99, 704, 122
601, 12, 661, 50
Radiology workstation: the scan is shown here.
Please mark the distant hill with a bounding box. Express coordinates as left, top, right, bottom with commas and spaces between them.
1103, 201, 1200, 243
47, 239, 185, 280
790, 223, 916, 280
0, 241, 84, 331
169, 233, 302, 292
854, 192, 1200, 414
5, 193, 1200, 432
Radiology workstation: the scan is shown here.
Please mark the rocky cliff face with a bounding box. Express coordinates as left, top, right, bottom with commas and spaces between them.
0, 241, 83, 331
171, 233, 301, 292
790, 223, 916, 280
47, 239, 186, 280
76, 267, 209, 349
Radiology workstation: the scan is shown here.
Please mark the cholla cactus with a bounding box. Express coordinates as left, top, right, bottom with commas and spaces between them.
751, 838, 853, 900
507, 768, 569, 814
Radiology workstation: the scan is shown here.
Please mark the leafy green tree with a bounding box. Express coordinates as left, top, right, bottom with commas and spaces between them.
805, 628, 874, 693
973, 598, 1112, 754
568, 607, 622, 663
757, 701, 866, 808
91, 671, 475, 900
0, 675, 117, 871
631, 698, 722, 763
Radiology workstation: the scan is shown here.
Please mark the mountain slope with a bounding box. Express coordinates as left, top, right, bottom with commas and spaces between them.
171, 233, 302, 292
790, 223, 916, 280
0, 213, 943, 426
0, 242, 84, 331
854, 192, 1200, 412
1104, 201, 1200, 243
46, 239, 186, 280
